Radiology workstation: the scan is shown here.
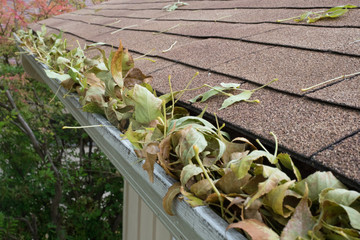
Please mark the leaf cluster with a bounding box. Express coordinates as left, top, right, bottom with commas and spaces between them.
16, 26, 360, 240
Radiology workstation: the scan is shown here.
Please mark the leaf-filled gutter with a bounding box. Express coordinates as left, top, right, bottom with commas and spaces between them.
15, 26, 360, 240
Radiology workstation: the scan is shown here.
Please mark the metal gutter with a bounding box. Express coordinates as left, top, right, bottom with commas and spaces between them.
15, 34, 246, 240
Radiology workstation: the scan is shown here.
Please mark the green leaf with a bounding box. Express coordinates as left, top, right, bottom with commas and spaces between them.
322, 189, 360, 206
321, 221, 360, 239
180, 187, 205, 207
132, 84, 163, 125
168, 116, 216, 133
189, 86, 227, 103
230, 150, 274, 179
175, 126, 208, 165
220, 82, 241, 88
295, 171, 347, 202
326, 9, 348, 18
227, 219, 280, 240
44, 69, 71, 82
277, 153, 302, 181
180, 164, 203, 186
219, 90, 254, 110
122, 122, 145, 150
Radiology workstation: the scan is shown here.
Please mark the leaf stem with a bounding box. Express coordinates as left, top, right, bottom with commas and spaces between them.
270, 132, 278, 157
174, 71, 199, 104
162, 100, 167, 137
301, 71, 360, 92
168, 75, 175, 119
252, 78, 278, 92
193, 145, 224, 218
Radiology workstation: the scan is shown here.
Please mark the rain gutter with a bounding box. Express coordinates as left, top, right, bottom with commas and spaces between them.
14, 34, 246, 240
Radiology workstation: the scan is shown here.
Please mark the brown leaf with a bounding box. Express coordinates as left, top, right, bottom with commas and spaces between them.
124, 68, 153, 89
60, 78, 76, 90
85, 72, 105, 89
216, 171, 250, 194
163, 182, 181, 216
227, 219, 280, 240
221, 137, 247, 165
190, 179, 213, 200
281, 194, 315, 239
142, 143, 160, 183
244, 198, 263, 222
157, 135, 177, 179
205, 192, 226, 204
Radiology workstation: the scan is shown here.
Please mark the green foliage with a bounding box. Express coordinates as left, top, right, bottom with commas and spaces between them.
277, 5, 357, 23
15, 27, 360, 240
0, 62, 123, 239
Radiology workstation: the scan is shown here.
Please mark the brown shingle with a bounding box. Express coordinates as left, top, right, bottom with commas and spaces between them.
30, 0, 360, 187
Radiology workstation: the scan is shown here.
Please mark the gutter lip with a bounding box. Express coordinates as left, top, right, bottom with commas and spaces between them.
14, 33, 246, 240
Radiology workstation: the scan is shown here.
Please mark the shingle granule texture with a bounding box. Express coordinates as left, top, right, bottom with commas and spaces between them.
29, 0, 360, 189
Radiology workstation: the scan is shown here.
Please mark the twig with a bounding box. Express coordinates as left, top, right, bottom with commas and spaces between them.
301, 71, 360, 92
162, 41, 178, 53
111, 24, 138, 34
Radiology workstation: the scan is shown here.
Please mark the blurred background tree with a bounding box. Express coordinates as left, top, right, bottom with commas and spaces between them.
0, 0, 123, 239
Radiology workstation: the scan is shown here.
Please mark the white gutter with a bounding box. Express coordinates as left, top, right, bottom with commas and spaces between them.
15, 34, 246, 240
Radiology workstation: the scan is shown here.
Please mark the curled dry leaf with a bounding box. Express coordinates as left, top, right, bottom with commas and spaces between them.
163, 182, 181, 216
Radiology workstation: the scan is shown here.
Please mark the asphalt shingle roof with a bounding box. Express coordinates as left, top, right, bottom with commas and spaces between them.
29, 0, 360, 189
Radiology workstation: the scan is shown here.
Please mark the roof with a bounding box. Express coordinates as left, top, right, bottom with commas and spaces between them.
29, 0, 360, 188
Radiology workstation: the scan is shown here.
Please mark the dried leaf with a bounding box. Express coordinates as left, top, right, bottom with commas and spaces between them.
216, 171, 249, 194
163, 182, 181, 216
246, 165, 290, 208
124, 68, 152, 89
263, 180, 296, 217
111, 41, 124, 88
220, 136, 247, 165
227, 219, 280, 240
85, 72, 105, 89
142, 143, 160, 183
281, 191, 315, 240
190, 179, 213, 199
157, 135, 178, 179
